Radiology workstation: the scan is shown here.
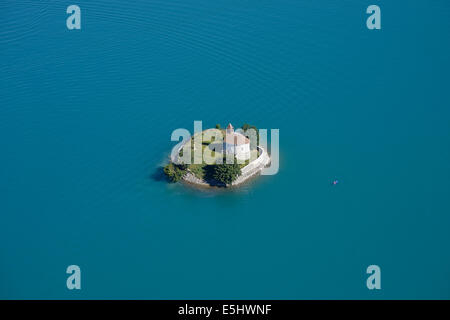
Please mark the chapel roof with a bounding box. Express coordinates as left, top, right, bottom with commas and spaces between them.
224, 132, 250, 145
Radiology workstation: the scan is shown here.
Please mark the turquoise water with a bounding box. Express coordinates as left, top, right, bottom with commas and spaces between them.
1, 0, 450, 299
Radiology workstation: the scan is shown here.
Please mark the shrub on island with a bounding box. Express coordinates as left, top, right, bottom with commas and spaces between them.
163, 163, 187, 182
212, 161, 241, 185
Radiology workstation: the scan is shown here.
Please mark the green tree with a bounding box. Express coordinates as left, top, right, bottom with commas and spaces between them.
215, 124, 221, 129
163, 163, 186, 182
242, 123, 259, 147
213, 161, 241, 185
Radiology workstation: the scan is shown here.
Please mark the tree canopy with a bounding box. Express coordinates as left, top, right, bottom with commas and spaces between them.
163, 163, 187, 182
242, 123, 259, 147
213, 161, 241, 185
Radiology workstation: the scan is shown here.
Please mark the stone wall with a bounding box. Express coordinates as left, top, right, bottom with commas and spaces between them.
231, 146, 271, 186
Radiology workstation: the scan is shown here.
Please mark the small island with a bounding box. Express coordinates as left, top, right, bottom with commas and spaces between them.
163, 123, 271, 187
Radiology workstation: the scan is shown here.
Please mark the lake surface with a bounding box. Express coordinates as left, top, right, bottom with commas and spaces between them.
1, 0, 450, 299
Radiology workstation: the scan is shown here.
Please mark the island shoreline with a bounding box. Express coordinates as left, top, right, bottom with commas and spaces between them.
169, 129, 271, 188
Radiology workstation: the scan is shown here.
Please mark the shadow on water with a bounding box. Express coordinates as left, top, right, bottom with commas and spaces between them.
150, 166, 169, 182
